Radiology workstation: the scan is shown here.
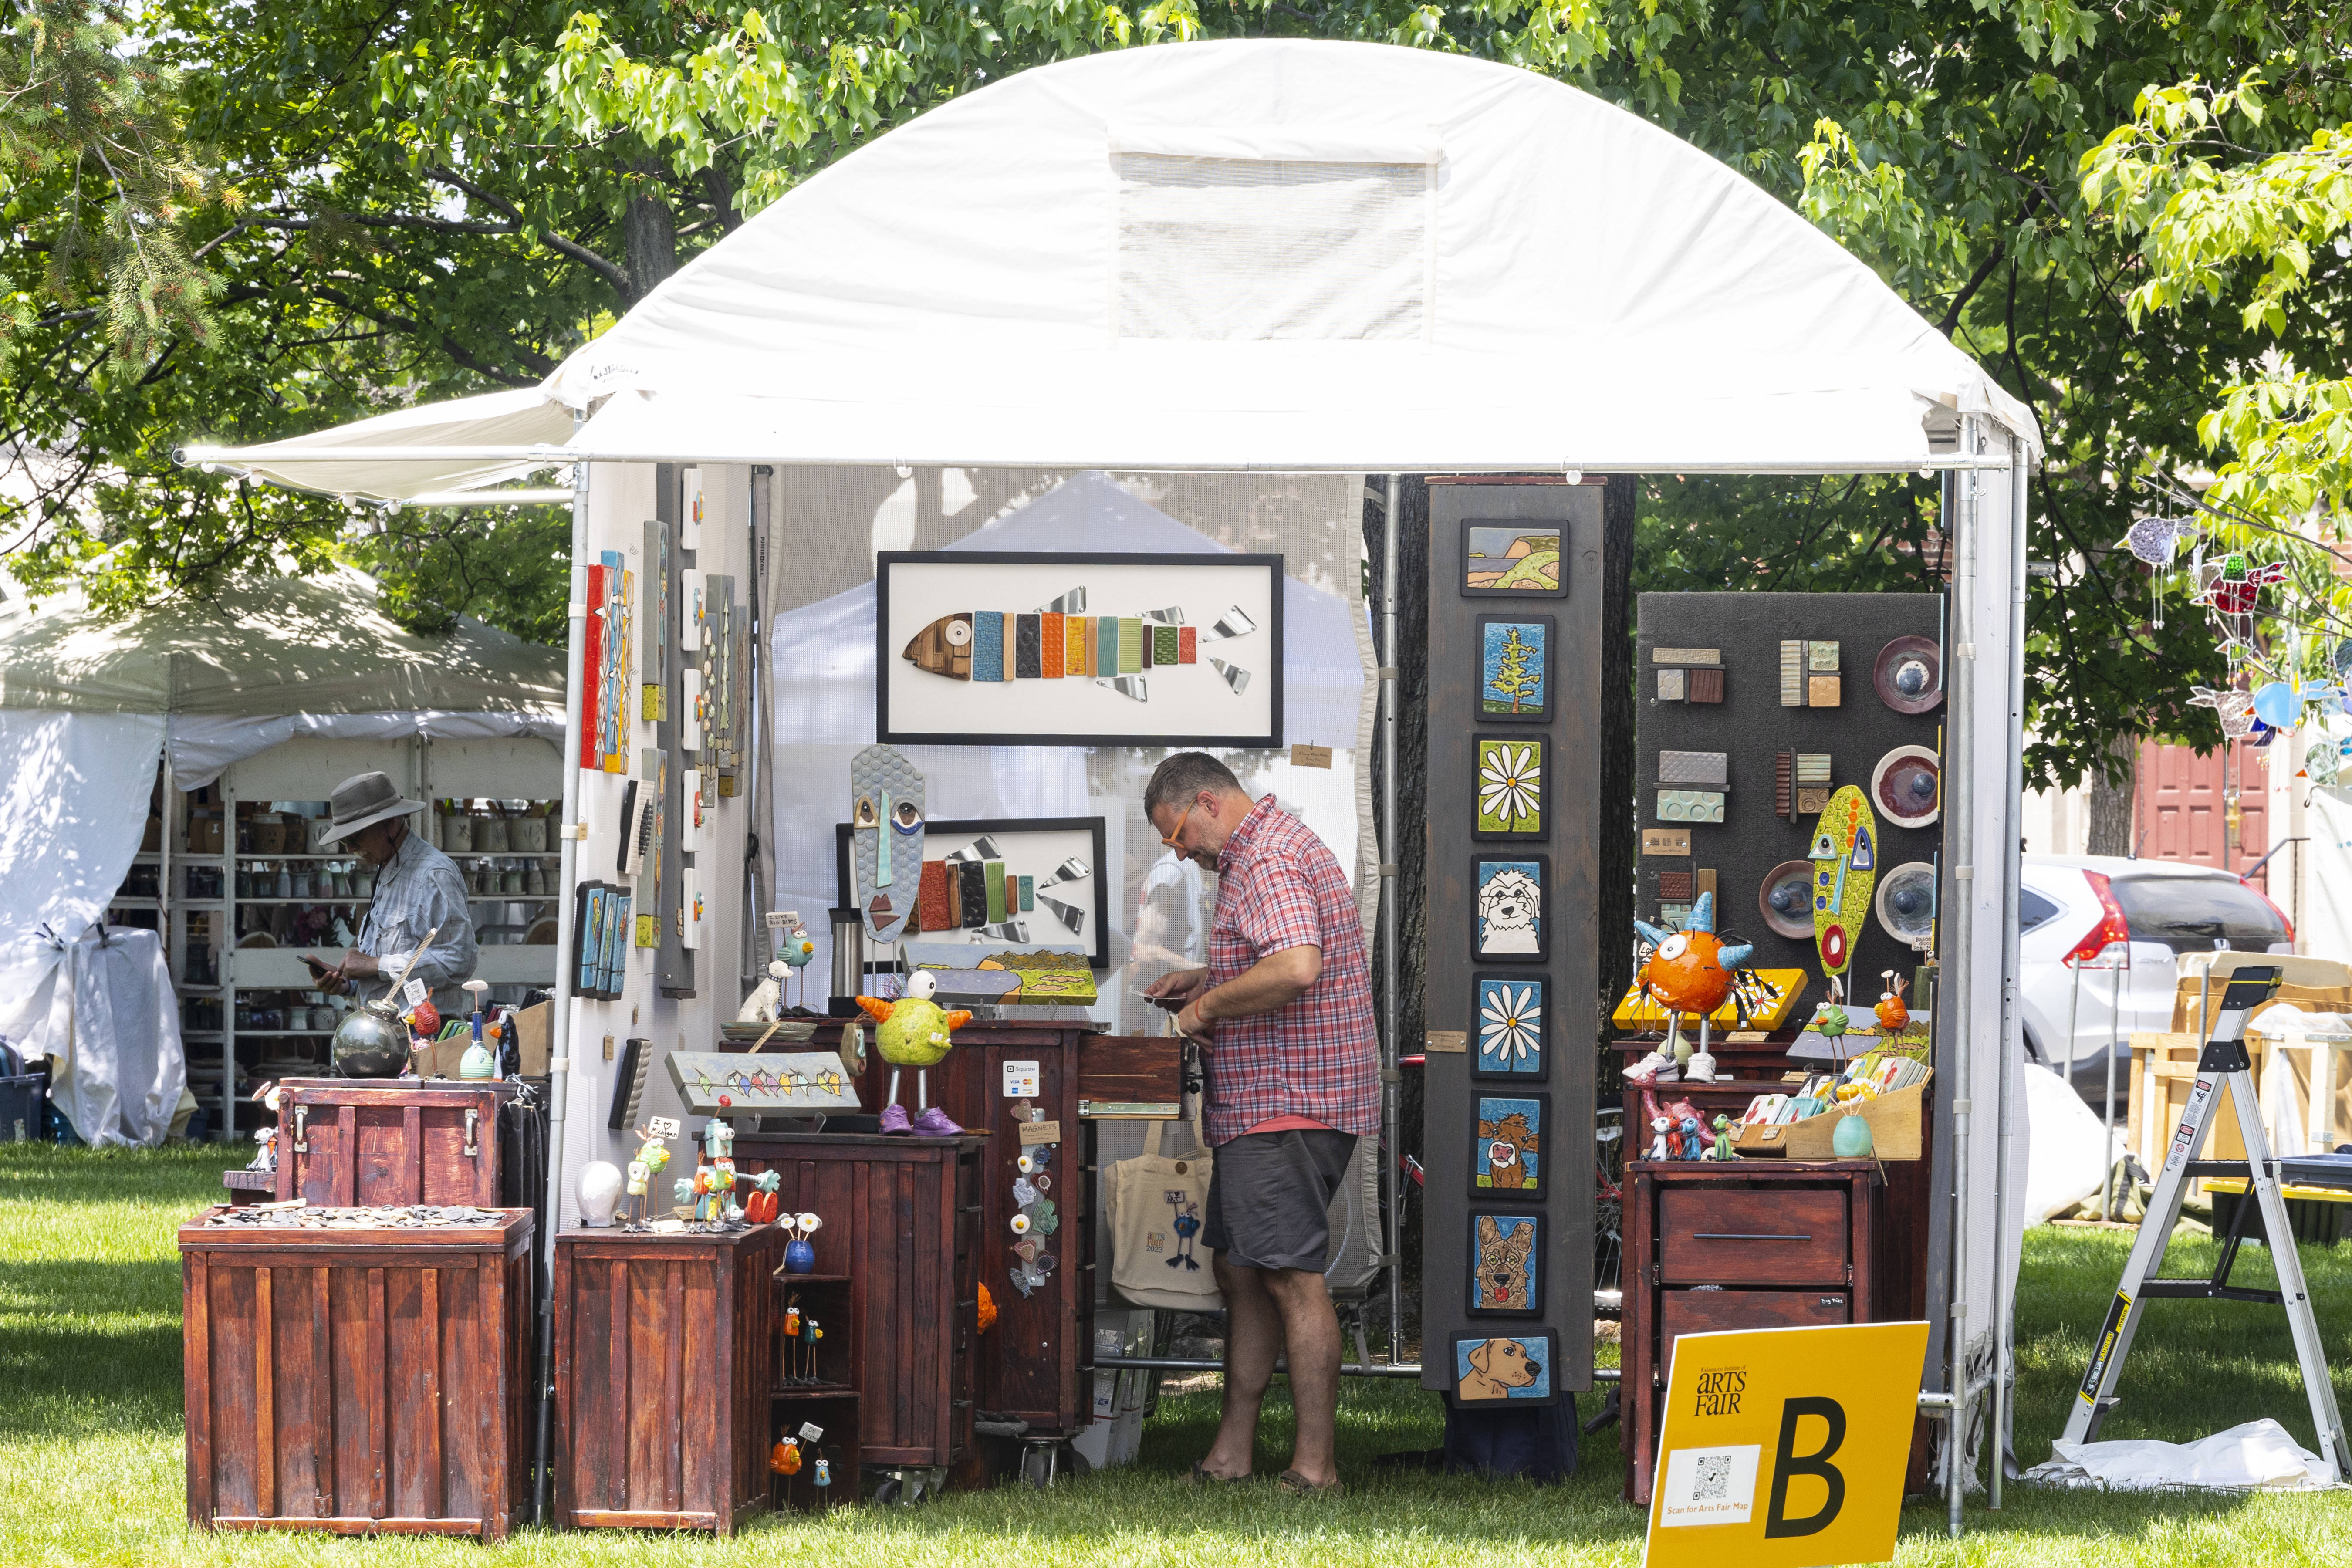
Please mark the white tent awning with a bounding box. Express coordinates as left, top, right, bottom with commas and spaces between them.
189, 40, 2039, 494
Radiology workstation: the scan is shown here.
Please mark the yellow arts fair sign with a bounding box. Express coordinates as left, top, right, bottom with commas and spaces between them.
1643, 1321, 1930, 1568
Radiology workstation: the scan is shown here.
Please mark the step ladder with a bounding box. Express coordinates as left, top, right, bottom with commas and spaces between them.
2062, 956, 2350, 1478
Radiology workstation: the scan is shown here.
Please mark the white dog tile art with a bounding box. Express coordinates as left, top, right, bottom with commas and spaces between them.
1475, 857, 1546, 961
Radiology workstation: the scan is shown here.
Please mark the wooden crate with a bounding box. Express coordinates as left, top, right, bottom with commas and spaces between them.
733, 1133, 983, 1472
179, 1206, 534, 1538
274, 1079, 522, 1208
551, 1222, 784, 1533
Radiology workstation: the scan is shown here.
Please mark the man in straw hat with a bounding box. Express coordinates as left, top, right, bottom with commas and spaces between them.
303, 771, 477, 1018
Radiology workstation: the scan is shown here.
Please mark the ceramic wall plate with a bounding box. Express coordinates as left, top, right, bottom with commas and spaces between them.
1757, 858, 1816, 939
1875, 861, 1938, 948
1873, 634, 1943, 713
1870, 744, 1942, 828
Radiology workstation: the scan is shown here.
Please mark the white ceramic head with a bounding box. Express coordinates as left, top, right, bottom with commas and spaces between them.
577, 1161, 624, 1227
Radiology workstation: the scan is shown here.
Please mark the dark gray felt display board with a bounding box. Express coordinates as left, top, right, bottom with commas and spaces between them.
1635, 591, 1945, 1006
1420, 482, 1602, 1399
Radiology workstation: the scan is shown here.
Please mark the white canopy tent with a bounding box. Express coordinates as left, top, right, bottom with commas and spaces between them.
192, 39, 2040, 1529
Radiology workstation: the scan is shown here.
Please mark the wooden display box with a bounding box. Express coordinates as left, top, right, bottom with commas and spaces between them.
551, 1221, 784, 1534
733, 1132, 983, 1474
1730, 1071, 1930, 1160
179, 1206, 534, 1538
274, 1079, 521, 1208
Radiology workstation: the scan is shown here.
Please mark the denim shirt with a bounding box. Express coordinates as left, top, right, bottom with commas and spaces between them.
354, 829, 478, 1016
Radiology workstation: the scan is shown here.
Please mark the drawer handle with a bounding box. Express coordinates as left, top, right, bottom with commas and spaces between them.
1691, 1233, 1812, 1241
463, 1108, 480, 1158
291, 1105, 309, 1155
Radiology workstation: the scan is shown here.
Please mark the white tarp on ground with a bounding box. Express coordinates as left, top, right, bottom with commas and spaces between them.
2023, 1061, 2109, 1223
193, 40, 2041, 499
0, 925, 183, 1146
2025, 1419, 2340, 1492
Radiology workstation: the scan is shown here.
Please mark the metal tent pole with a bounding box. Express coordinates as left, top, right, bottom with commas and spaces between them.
1990, 438, 2027, 1507
1945, 420, 1980, 1537
531, 424, 590, 1523
1379, 473, 1404, 1360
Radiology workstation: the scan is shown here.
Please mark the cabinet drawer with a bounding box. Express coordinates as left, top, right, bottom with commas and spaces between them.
1659, 1287, 1852, 1378
1659, 1188, 1847, 1285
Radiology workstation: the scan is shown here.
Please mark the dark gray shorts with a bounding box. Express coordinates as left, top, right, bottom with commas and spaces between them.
1203, 1128, 1358, 1272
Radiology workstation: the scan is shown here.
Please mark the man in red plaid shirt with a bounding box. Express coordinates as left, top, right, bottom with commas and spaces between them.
1141, 752, 1378, 1494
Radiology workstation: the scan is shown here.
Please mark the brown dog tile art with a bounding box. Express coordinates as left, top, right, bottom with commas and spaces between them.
1454, 1334, 1552, 1402
1470, 1212, 1540, 1314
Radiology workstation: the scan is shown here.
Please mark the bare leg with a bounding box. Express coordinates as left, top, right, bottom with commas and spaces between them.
1202, 1255, 1281, 1478
1262, 1268, 1342, 1485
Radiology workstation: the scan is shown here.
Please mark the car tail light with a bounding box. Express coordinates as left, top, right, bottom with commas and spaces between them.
2242, 878, 2296, 947
2064, 871, 2132, 968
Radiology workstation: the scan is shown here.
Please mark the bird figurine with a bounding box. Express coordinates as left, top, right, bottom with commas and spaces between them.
1625, 892, 1756, 1084
855, 970, 971, 1135
1876, 970, 1910, 1033
779, 918, 817, 1009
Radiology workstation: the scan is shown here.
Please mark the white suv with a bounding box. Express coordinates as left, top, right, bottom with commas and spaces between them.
2017, 855, 2293, 1112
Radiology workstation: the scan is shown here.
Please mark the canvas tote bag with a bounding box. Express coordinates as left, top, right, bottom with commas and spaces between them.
1105, 1117, 1223, 1310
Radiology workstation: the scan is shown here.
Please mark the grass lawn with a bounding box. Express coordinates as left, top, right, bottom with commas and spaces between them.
5, 1143, 2351, 1565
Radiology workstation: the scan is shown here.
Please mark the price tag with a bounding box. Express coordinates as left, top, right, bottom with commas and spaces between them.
1018, 1119, 1062, 1146
797, 1421, 825, 1443
651, 1218, 686, 1234
1289, 742, 1334, 769
1002, 1060, 1041, 1098
647, 1115, 682, 1138
403, 978, 428, 1007
1424, 1030, 1467, 1054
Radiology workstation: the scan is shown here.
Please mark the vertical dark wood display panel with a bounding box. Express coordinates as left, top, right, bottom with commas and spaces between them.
656, 462, 695, 997
1420, 482, 1602, 1401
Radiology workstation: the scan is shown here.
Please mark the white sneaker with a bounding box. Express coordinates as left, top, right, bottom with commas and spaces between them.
1623, 1051, 1680, 1084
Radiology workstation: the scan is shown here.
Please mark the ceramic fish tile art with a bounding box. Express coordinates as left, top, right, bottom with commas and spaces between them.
900, 588, 1257, 703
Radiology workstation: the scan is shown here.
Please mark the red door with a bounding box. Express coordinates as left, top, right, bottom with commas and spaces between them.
2133, 739, 2268, 890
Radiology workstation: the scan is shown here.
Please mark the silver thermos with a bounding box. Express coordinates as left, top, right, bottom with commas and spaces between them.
827, 907, 864, 1017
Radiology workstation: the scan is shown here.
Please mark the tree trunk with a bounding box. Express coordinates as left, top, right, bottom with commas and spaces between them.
2084, 734, 2138, 857
623, 162, 677, 303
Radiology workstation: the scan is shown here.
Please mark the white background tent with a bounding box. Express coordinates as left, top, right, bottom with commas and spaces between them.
195, 39, 2042, 1522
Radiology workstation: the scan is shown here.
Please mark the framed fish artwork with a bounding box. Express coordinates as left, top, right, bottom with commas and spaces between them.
1461, 520, 1568, 597
1472, 735, 1547, 841
876, 551, 1284, 747
834, 816, 1111, 969
1471, 973, 1546, 1079
1473, 856, 1548, 963
1477, 615, 1554, 723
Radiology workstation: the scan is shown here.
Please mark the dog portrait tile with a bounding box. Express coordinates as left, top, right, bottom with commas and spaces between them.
1473, 1093, 1547, 1197
1477, 615, 1554, 723
1473, 736, 1547, 841
1450, 1329, 1559, 1406
1472, 973, 1546, 1079
1473, 855, 1548, 963
1467, 1210, 1544, 1317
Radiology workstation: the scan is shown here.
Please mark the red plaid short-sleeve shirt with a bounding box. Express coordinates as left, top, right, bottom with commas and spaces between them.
1200, 796, 1379, 1145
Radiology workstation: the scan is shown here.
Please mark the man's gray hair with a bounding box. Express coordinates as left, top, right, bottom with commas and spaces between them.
1144, 752, 1244, 818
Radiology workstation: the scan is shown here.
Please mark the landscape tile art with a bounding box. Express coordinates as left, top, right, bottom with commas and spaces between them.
1478, 616, 1554, 723
1463, 522, 1568, 596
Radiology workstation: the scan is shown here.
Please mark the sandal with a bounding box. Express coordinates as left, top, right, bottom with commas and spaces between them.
1276, 1469, 1343, 1496
1190, 1460, 1251, 1485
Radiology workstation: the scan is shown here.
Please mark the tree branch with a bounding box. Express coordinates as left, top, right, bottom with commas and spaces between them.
421, 165, 634, 299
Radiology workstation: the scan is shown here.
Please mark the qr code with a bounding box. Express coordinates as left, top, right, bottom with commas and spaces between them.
1692, 1453, 1733, 1502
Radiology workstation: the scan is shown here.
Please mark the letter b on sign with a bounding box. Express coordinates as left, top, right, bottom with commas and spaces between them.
1764, 1396, 1846, 1538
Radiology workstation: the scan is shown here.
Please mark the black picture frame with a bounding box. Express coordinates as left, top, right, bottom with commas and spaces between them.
875, 550, 1286, 748
1472, 1090, 1551, 1200
1475, 613, 1555, 725
1469, 971, 1548, 1081
1470, 733, 1550, 842
834, 815, 1113, 970
1465, 1210, 1546, 1318
1460, 519, 1569, 598
1472, 854, 1550, 964
1446, 1328, 1562, 1407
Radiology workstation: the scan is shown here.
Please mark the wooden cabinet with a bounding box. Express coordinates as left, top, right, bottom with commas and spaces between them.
733, 1132, 984, 1477
550, 1221, 783, 1534
179, 1206, 534, 1538
727, 1018, 1177, 1440
274, 1079, 521, 1208
1623, 1160, 1932, 1504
